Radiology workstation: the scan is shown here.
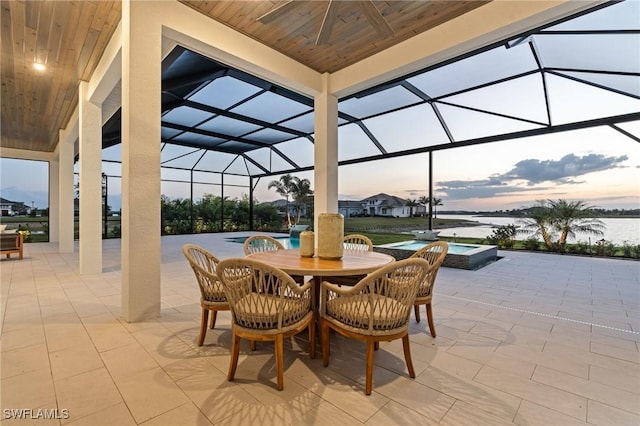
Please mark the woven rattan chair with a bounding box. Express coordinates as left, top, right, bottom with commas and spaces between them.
243, 235, 305, 284
183, 244, 230, 346
320, 258, 429, 395
343, 234, 373, 251
243, 235, 286, 255
216, 258, 315, 391
409, 241, 448, 337
328, 234, 374, 286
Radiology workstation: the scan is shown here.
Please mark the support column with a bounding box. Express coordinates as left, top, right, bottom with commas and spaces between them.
49, 157, 60, 243
58, 133, 75, 253
313, 73, 339, 231
121, 0, 161, 321
79, 81, 103, 274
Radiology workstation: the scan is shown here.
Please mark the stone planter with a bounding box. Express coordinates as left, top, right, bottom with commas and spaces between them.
317, 213, 344, 260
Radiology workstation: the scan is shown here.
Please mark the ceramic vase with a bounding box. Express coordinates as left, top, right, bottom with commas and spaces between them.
299, 231, 315, 257
317, 213, 344, 260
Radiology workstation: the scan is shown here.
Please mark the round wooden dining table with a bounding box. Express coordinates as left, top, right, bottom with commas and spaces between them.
246, 249, 395, 308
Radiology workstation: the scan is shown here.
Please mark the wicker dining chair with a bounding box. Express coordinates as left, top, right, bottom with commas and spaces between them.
343, 234, 373, 251
409, 241, 448, 337
183, 244, 230, 346
243, 235, 286, 255
328, 234, 374, 286
320, 257, 429, 395
243, 235, 305, 284
216, 258, 315, 391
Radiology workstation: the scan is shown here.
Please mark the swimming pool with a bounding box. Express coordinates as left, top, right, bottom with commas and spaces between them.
374, 240, 498, 270
225, 235, 299, 248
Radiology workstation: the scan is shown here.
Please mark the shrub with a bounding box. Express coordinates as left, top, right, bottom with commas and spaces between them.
486, 225, 517, 249
523, 238, 539, 251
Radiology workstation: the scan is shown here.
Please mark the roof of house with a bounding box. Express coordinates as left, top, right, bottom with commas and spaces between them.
360, 193, 408, 207
338, 200, 362, 208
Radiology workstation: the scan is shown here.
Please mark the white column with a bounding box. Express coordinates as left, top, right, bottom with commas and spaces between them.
48, 157, 60, 243
120, 0, 161, 322
313, 73, 339, 231
58, 133, 75, 253
78, 81, 103, 275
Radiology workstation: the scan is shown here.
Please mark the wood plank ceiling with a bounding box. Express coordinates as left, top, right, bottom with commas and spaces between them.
0, 0, 489, 154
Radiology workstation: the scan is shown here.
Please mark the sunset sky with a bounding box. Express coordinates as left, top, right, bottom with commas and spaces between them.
2, 121, 637, 213
2, 2, 638, 213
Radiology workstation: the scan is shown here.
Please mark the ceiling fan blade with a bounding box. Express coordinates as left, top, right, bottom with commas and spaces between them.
315, 1, 339, 46
257, 1, 297, 24
359, 0, 394, 38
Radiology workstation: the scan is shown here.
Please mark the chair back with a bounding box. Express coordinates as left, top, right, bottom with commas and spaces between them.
343, 234, 373, 251
183, 244, 226, 302
243, 235, 286, 255
217, 258, 313, 332
323, 258, 428, 333
410, 241, 448, 298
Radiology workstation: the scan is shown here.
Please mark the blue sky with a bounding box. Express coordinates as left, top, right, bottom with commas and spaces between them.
2, 122, 638, 212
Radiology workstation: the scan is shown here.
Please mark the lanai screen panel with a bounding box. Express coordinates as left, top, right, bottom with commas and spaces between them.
101, 1, 639, 179
337, 0, 639, 159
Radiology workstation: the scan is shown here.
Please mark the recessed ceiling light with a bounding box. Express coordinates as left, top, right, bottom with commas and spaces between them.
33, 63, 46, 71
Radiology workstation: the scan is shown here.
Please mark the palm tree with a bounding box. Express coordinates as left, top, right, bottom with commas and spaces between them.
290, 176, 313, 224
550, 199, 605, 246
517, 202, 556, 249
268, 174, 295, 227
405, 198, 419, 217
418, 196, 429, 208
431, 197, 443, 219
517, 199, 605, 250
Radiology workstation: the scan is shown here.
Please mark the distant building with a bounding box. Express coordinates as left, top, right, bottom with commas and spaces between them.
360, 193, 413, 217
0, 197, 29, 216
265, 193, 421, 218
338, 200, 364, 217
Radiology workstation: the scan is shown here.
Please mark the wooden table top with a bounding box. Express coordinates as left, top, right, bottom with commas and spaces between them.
246, 249, 394, 276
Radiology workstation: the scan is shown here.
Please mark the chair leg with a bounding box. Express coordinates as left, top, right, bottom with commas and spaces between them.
198, 309, 209, 346
426, 303, 436, 337
401, 334, 416, 378
414, 304, 421, 323
228, 333, 241, 381
249, 340, 256, 351
275, 334, 284, 391
365, 340, 375, 395
209, 311, 217, 329
309, 320, 316, 359
321, 319, 330, 367
374, 341, 379, 351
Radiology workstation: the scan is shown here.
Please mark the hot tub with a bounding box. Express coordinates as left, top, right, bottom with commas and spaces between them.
374, 240, 498, 270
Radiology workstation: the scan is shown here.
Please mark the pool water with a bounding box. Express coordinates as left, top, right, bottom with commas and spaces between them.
225, 235, 299, 249
389, 241, 478, 254
277, 237, 299, 249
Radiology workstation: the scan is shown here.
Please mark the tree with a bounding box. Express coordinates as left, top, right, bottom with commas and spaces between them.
517, 199, 605, 251
418, 196, 429, 207
431, 197, 443, 219
268, 174, 295, 227
290, 176, 313, 224
405, 198, 419, 217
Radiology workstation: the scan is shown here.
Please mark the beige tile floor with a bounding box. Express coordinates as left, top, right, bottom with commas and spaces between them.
1, 232, 638, 425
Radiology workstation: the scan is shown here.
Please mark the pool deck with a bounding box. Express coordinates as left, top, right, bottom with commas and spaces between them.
1, 232, 639, 425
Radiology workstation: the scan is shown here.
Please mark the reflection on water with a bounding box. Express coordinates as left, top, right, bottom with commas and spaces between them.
438, 215, 640, 246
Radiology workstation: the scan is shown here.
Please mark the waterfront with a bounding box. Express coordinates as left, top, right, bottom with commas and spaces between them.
438, 214, 640, 246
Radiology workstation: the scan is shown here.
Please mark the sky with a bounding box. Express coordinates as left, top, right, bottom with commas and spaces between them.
1, 122, 638, 212
1, 1, 638, 213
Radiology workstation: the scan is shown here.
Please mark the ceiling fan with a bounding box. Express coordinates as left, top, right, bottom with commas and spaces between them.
257, 0, 394, 46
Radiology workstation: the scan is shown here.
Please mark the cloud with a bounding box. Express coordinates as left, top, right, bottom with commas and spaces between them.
499, 153, 628, 184
438, 154, 628, 200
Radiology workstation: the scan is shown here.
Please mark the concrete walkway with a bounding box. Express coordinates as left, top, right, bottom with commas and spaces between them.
1, 232, 638, 425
